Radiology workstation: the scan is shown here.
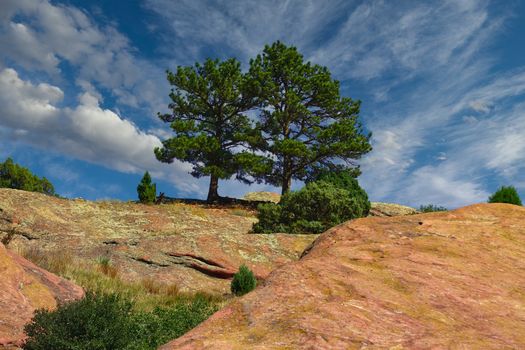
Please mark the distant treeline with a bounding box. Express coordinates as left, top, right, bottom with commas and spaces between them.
0, 157, 55, 195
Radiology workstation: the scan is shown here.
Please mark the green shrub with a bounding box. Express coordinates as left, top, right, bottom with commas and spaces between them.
488, 185, 522, 205
419, 204, 448, 213
137, 171, 156, 204
253, 178, 370, 234
0, 157, 55, 195
230, 264, 257, 296
23, 292, 217, 350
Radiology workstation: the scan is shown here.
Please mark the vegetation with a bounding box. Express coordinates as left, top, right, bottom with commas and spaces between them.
23, 292, 217, 350
155, 42, 371, 201
0, 157, 55, 195
419, 204, 448, 213
137, 171, 156, 204
155, 58, 268, 202
253, 178, 370, 234
231, 264, 257, 296
488, 185, 522, 205
248, 41, 372, 194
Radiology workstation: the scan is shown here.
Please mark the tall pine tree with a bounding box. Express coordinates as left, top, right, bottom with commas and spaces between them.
248, 42, 372, 194
155, 58, 268, 202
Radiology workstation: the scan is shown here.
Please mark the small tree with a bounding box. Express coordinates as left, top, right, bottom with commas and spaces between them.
488, 186, 522, 205
231, 264, 257, 296
248, 41, 372, 194
155, 58, 268, 202
137, 171, 156, 204
419, 204, 448, 213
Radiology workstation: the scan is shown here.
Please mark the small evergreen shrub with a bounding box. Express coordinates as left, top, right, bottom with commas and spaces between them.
0, 158, 55, 195
230, 264, 257, 296
488, 185, 522, 205
23, 292, 217, 350
253, 177, 370, 234
137, 171, 156, 203
419, 204, 448, 213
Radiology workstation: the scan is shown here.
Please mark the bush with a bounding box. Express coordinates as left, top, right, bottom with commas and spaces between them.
230, 264, 257, 296
488, 185, 522, 205
419, 204, 448, 213
0, 157, 55, 195
23, 292, 217, 350
137, 171, 156, 203
253, 178, 370, 234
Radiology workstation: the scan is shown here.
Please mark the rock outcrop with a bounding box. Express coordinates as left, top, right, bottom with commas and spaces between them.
161, 203, 525, 349
0, 188, 316, 294
369, 201, 419, 217
0, 243, 83, 349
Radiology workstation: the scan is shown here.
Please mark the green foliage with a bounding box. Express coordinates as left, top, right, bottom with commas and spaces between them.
488, 186, 522, 205
0, 158, 55, 195
155, 58, 268, 202
231, 264, 257, 296
248, 41, 372, 194
23, 292, 217, 350
137, 171, 156, 203
419, 204, 448, 213
253, 179, 370, 234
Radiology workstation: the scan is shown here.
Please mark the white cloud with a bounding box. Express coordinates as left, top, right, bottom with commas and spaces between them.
0, 0, 167, 113
0, 68, 198, 194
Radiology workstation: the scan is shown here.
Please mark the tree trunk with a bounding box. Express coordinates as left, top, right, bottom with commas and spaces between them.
281, 174, 292, 195
207, 175, 219, 202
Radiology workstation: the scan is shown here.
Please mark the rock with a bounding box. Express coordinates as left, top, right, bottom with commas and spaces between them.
0, 188, 315, 294
369, 201, 419, 217
242, 192, 281, 203
160, 203, 525, 349
0, 242, 83, 349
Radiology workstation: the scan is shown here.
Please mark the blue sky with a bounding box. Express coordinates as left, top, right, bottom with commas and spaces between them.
1, 0, 525, 208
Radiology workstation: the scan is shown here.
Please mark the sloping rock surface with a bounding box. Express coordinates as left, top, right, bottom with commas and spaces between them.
0, 243, 83, 349
161, 203, 525, 349
0, 189, 315, 294
369, 201, 419, 217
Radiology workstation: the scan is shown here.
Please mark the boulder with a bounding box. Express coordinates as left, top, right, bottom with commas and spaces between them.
0, 243, 83, 349
161, 203, 525, 349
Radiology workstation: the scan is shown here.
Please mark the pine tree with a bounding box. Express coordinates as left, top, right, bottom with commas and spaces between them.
137, 171, 156, 204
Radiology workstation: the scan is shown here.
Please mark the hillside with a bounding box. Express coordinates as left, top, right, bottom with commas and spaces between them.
161, 203, 525, 349
0, 243, 83, 349
0, 188, 317, 294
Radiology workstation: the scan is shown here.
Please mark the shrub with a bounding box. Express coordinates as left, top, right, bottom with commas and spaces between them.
137, 171, 156, 204
253, 178, 370, 234
230, 264, 257, 296
23, 292, 218, 350
419, 204, 448, 213
0, 158, 55, 195
488, 185, 522, 205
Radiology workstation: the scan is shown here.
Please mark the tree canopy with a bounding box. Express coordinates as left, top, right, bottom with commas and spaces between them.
154, 58, 268, 202
248, 41, 372, 194
0, 157, 55, 195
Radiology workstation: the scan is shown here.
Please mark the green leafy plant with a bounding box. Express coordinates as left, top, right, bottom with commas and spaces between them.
488, 186, 522, 205
230, 264, 257, 296
0, 157, 55, 195
137, 171, 156, 204
419, 204, 448, 213
23, 292, 218, 350
253, 179, 370, 234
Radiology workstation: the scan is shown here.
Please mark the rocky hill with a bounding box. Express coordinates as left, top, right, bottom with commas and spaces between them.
0, 188, 317, 295
0, 242, 83, 349
161, 203, 525, 349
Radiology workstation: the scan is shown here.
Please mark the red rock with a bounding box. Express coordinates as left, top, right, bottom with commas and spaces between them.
161, 203, 525, 349
0, 243, 83, 349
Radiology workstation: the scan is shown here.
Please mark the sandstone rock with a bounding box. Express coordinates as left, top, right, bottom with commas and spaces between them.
0, 188, 315, 294
369, 201, 419, 217
161, 203, 525, 349
242, 191, 281, 203
0, 242, 83, 349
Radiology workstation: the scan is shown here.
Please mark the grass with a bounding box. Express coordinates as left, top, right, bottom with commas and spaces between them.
20, 246, 226, 312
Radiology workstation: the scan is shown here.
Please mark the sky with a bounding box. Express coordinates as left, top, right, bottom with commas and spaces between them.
1, 0, 525, 208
